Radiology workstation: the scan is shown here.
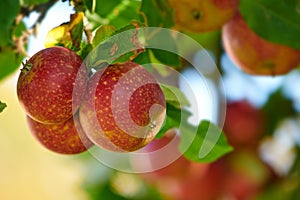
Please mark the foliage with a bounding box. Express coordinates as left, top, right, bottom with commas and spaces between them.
1, 0, 300, 199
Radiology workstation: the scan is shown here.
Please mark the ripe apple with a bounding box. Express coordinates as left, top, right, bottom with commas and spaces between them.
223, 100, 265, 148
26, 114, 93, 154
139, 130, 192, 182
17, 46, 86, 124
168, 0, 239, 32
170, 162, 227, 200
136, 130, 210, 199
222, 12, 300, 75
221, 150, 271, 200
79, 62, 166, 152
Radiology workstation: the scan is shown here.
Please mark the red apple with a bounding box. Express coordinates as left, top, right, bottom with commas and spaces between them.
79, 61, 166, 152
140, 131, 192, 182
17, 46, 86, 124
223, 100, 265, 148
169, 0, 239, 32
222, 12, 300, 75
26, 114, 93, 154
135, 130, 209, 199
221, 150, 271, 200
169, 159, 227, 200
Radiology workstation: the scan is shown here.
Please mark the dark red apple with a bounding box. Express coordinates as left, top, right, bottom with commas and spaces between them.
26, 114, 93, 154
140, 130, 192, 182
135, 130, 209, 199
17, 46, 86, 124
223, 100, 265, 148
79, 61, 166, 152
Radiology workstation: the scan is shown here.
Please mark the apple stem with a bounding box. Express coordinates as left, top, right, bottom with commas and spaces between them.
21, 61, 32, 74
192, 10, 201, 20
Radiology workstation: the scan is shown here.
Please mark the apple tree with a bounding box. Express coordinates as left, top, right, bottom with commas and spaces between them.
1, 0, 300, 199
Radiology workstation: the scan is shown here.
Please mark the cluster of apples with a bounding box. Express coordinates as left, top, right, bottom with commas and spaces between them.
17, 46, 166, 154
169, 0, 300, 75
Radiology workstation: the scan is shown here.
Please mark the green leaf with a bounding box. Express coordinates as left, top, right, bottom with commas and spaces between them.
179, 120, 233, 163
161, 84, 190, 108
108, 0, 140, 29
13, 21, 27, 37
79, 43, 94, 60
239, 0, 300, 50
147, 30, 181, 67
262, 89, 297, 136
156, 103, 192, 138
45, 12, 84, 51
83, 0, 96, 13
89, 0, 141, 29
0, 48, 24, 81
94, 0, 120, 17
132, 50, 151, 65
0, 0, 20, 46
93, 25, 116, 47
23, 0, 48, 6
156, 102, 232, 161
0, 101, 7, 113
139, 0, 174, 27
88, 22, 145, 67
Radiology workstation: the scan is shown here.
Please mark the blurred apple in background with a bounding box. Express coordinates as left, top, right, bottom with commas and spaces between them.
222, 12, 300, 75
223, 99, 265, 149
138, 130, 209, 199
138, 119, 272, 200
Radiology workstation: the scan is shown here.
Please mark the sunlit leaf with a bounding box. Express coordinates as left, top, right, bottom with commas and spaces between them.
156, 103, 233, 162
87, 0, 140, 30
240, 0, 300, 50
93, 25, 116, 47
45, 12, 84, 51
89, 22, 145, 67
161, 84, 190, 108
180, 120, 233, 163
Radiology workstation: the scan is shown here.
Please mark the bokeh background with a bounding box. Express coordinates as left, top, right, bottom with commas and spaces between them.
1, 0, 300, 200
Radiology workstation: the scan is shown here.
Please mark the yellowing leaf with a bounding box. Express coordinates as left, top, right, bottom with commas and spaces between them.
45, 12, 84, 51
44, 24, 69, 48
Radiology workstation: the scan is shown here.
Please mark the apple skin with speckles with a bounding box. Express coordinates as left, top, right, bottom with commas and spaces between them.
222, 12, 300, 75
169, 0, 239, 32
26, 114, 93, 154
79, 62, 166, 152
17, 46, 87, 124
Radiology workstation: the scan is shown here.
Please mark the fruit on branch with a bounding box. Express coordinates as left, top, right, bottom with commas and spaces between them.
17, 46, 86, 124
169, 0, 239, 32
26, 115, 93, 154
222, 12, 300, 75
79, 61, 166, 152
223, 100, 265, 148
